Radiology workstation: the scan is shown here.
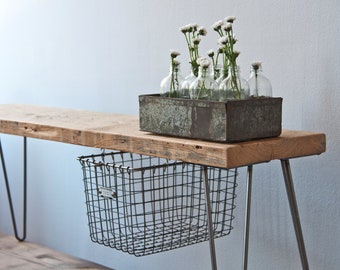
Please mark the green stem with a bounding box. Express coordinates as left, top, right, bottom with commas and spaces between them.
255, 70, 259, 96
196, 68, 208, 99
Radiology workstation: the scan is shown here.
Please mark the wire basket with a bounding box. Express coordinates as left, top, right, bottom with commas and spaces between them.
78, 151, 238, 257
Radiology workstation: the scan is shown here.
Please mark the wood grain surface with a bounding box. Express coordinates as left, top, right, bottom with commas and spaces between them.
0, 234, 111, 269
0, 104, 326, 168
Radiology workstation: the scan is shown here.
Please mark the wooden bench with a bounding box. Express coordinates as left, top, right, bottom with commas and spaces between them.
0, 104, 326, 270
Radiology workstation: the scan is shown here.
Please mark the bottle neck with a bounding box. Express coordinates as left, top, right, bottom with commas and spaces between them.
170, 64, 180, 73
218, 65, 228, 79
228, 65, 242, 78
198, 66, 209, 78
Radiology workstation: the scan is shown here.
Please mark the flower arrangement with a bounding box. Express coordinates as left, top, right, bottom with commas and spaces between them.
213, 17, 245, 99
207, 48, 223, 80
143, 17, 279, 143
179, 23, 207, 77
160, 16, 270, 100
189, 57, 217, 100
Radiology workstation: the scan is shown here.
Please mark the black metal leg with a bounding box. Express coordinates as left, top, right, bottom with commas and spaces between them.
243, 165, 253, 270
281, 159, 309, 270
202, 166, 217, 270
0, 136, 27, 241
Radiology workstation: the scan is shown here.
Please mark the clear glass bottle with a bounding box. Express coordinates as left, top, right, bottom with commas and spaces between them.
211, 63, 222, 81
160, 62, 183, 98
189, 64, 218, 100
247, 62, 272, 97
179, 70, 196, 99
218, 66, 250, 101
215, 64, 229, 87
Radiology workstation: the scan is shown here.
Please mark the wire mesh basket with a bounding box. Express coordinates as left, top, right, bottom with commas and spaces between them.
78, 151, 238, 257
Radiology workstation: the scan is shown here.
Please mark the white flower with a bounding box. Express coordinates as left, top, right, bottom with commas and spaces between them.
231, 36, 238, 44
179, 24, 191, 33
192, 37, 201, 45
223, 23, 233, 32
217, 46, 225, 54
225, 16, 236, 23
201, 61, 211, 69
198, 57, 210, 68
233, 50, 240, 59
173, 59, 181, 66
197, 56, 205, 64
207, 49, 214, 57
218, 36, 228, 45
198, 27, 207, 36
191, 23, 199, 32
179, 26, 187, 33
251, 61, 262, 70
170, 50, 180, 58
212, 20, 224, 31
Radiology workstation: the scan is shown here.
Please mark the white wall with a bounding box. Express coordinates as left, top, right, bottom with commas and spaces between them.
0, 1, 339, 269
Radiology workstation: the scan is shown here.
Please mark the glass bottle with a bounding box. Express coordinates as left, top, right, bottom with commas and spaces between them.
211, 63, 222, 81
215, 64, 229, 87
179, 70, 196, 99
189, 64, 218, 100
247, 62, 272, 97
218, 66, 250, 101
160, 62, 183, 98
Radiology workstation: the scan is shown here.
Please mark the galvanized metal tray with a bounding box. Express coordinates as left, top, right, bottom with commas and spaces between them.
139, 94, 282, 142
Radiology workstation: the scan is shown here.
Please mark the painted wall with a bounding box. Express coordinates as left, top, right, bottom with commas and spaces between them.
0, 1, 339, 269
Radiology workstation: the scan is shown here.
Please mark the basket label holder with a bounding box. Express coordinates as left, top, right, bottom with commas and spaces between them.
98, 186, 117, 199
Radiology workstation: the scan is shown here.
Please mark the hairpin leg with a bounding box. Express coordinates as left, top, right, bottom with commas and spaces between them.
202, 166, 217, 270
242, 165, 253, 270
281, 159, 309, 270
0, 136, 27, 241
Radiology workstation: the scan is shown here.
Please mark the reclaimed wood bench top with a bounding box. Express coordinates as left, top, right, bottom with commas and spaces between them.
0, 104, 326, 168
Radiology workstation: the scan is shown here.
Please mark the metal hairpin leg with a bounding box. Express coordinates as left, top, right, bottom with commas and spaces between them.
281, 159, 309, 270
0, 136, 27, 241
202, 166, 217, 270
242, 165, 253, 270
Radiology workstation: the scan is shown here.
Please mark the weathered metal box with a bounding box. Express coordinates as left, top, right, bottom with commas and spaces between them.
139, 94, 282, 142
